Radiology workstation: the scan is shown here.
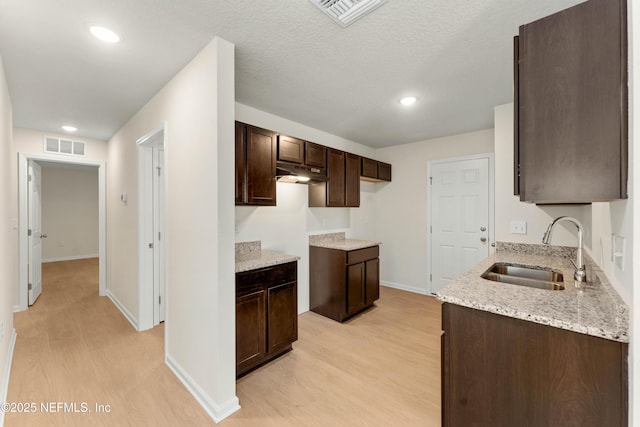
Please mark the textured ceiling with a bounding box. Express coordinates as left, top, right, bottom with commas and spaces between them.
0, 0, 585, 147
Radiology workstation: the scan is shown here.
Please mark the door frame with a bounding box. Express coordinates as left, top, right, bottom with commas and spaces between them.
136, 124, 168, 330
18, 153, 106, 311
427, 153, 495, 295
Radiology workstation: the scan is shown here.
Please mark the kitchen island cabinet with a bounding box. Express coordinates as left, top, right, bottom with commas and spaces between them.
236, 260, 298, 377
309, 234, 380, 322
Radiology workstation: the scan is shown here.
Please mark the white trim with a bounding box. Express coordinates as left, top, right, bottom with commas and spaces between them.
0, 329, 17, 427
381, 281, 429, 295
43, 254, 99, 263
136, 125, 167, 331
106, 290, 138, 331
165, 354, 241, 423
18, 153, 107, 310
12, 306, 21, 313
426, 153, 495, 295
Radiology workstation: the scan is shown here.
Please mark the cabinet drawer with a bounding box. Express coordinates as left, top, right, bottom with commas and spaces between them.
236, 261, 297, 295
347, 246, 379, 265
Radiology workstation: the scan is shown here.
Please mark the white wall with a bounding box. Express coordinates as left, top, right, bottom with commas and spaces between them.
234, 104, 378, 313
494, 103, 586, 247
374, 130, 494, 294
41, 166, 99, 262
0, 54, 17, 426
106, 37, 238, 422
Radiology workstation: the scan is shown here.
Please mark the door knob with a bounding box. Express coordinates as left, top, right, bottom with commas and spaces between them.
480, 237, 487, 242
41, 233, 48, 239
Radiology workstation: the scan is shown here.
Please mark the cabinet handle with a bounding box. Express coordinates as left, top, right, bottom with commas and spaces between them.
480, 226, 487, 232
480, 237, 487, 243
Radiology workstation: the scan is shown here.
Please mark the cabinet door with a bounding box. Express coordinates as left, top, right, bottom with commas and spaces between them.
267, 281, 298, 354
236, 289, 266, 375
305, 141, 326, 168
235, 122, 246, 205
361, 158, 378, 179
365, 258, 379, 305
517, 0, 627, 203
346, 262, 366, 316
327, 148, 345, 207
278, 135, 304, 164
246, 125, 277, 206
345, 153, 361, 207
377, 162, 392, 181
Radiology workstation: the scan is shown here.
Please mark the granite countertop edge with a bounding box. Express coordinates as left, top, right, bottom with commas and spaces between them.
309, 239, 381, 251
435, 249, 629, 343
235, 250, 300, 273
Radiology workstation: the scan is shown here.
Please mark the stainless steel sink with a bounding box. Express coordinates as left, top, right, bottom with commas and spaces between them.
481, 262, 565, 290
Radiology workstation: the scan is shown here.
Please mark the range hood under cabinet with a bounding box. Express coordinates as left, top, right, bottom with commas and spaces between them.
276, 134, 327, 184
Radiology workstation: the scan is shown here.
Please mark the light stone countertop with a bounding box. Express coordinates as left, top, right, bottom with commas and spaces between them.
235, 241, 300, 273
308, 232, 380, 251
435, 243, 629, 343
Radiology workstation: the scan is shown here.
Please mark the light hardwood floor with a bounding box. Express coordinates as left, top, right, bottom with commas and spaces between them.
6, 258, 442, 426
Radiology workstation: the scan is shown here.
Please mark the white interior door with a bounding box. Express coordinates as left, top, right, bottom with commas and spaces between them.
28, 160, 43, 305
153, 147, 166, 323
430, 157, 490, 294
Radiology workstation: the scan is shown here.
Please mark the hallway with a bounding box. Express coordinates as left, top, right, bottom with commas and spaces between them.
5, 258, 214, 426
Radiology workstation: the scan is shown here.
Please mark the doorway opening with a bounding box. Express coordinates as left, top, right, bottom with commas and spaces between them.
427, 154, 494, 295
18, 154, 106, 311
137, 126, 167, 330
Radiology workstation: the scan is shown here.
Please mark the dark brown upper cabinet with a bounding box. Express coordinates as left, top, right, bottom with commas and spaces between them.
235, 122, 277, 206
515, 0, 627, 204
277, 134, 304, 164
305, 141, 326, 169
345, 153, 361, 207
277, 135, 327, 171
361, 157, 392, 182
309, 148, 360, 207
327, 148, 346, 207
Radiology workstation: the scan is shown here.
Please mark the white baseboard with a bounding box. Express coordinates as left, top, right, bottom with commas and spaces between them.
106, 290, 138, 331
12, 305, 23, 313
165, 354, 240, 423
43, 254, 99, 263
381, 281, 430, 295
0, 329, 17, 427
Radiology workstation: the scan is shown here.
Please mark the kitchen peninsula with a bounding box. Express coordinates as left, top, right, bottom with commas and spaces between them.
437, 242, 628, 427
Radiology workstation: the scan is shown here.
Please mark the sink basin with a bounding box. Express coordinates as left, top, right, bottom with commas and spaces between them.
481, 262, 565, 290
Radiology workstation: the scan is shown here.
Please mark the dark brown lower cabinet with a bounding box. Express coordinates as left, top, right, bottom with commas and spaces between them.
309, 245, 379, 322
442, 303, 628, 427
236, 262, 298, 377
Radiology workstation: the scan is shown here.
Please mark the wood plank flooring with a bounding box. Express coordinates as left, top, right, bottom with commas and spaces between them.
6, 259, 442, 426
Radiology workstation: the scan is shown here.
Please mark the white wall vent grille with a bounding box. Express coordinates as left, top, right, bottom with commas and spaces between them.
43, 136, 86, 157
309, 0, 386, 27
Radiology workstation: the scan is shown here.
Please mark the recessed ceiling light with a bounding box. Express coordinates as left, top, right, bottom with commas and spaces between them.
89, 25, 120, 43
61, 125, 77, 132
400, 96, 417, 106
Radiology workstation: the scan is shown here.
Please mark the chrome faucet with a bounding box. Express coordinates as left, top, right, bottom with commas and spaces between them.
542, 216, 587, 282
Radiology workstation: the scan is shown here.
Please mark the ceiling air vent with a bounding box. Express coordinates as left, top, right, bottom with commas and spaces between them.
44, 136, 86, 157
309, 0, 387, 27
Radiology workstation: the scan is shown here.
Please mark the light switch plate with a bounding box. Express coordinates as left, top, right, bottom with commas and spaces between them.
510, 220, 527, 234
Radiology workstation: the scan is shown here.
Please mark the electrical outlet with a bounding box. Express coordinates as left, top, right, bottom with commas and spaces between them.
510, 220, 527, 234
